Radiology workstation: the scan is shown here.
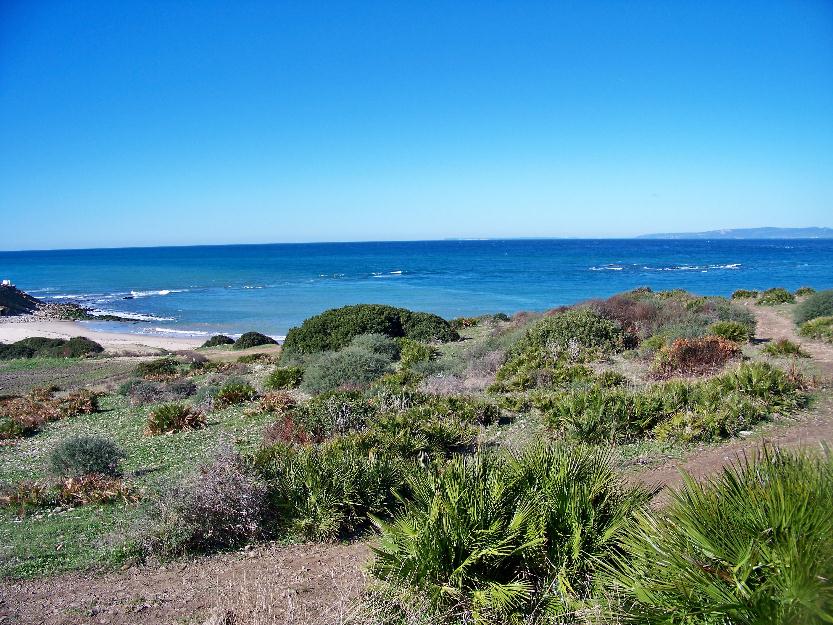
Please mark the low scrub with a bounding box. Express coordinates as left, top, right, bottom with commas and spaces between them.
252, 436, 404, 541
301, 347, 392, 394
214, 381, 257, 408
264, 366, 303, 390
0, 336, 103, 360
762, 338, 809, 358
794, 286, 816, 297
145, 403, 206, 435
794, 288, 833, 325
48, 434, 125, 478
201, 334, 235, 348
140, 444, 265, 558
349, 333, 401, 361
652, 336, 741, 378
515, 308, 625, 357
1, 475, 138, 514
731, 289, 758, 299
798, 316, 833, 342
709, 320, 752, 342
371, 444, 649, 621
291, 390, 376, 439
399, 338, 437, 368
607, 449, 833, 625
135, 357, 179, 378
233, 332, 278, 350
0, 389, 100, 439
758, 287, 795, 305
281, 304, 458, 357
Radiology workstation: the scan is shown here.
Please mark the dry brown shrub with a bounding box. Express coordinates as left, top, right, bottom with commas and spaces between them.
653, 336, 741, 378
262, 413, 312, 446
586, 295, 659, 338
258, 391, 297, 414
56, 474, 140, 506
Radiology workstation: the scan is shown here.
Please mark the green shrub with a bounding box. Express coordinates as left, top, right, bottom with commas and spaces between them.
709, 320, 752, 342
795, 286, 816, 297
236, 353, 275, 364
731, 289, 758, 299
798, 316, 833, 342
252, 436, 405, 541
399, 338, 437, 368
264, 366, 303, 390
514, 308, 625, 357
301, 348, 392, 394
48, 434, 124, 478
607, 449, 833, 625
0, 336, 103, 360
281, 304, 458, 357
135, 357, 179, 378
794, 289, 833, 325
371, 444, 648, 621
758, 287, 795, 305
233, 331, 278, 350
215, 381, 257, 407
762, 338, 809, 358
349, 333, 401, 361
292, 391, 376, 439
201, 334, 235, 348
145, 403, 206, 435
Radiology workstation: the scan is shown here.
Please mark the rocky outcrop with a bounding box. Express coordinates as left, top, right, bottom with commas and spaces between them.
0, 285, 43, 316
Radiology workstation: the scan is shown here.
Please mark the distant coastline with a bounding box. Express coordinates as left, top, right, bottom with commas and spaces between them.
637, 227, 833, 240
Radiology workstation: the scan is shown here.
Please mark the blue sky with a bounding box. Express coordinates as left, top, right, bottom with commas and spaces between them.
1, 1, 832, 250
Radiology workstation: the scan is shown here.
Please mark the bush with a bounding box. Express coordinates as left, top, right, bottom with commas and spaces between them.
214, 381, 257, 408
124, 380, 168, 406
709, 320, 752, 342
48, 434, 124, 478
514, 308, 625, 358
252, 436, 404, 541
731, 289, 758, 299
795, 286, 816, 297
201, 334, 235, 348
292, 390, 376, 439
762, 338, 809, 358
301, 348, 392, 394
586, 294, 659, 339
758, 287, 795, 305
607, 449, 833, 625
0, 336, 104, 360
281, 304, 458, 357
399, 338, 437, 368
264, 366, 303, 390
653, 336, 741, 378
145, 403, 206, 435
233, 332, 278, 350
794, 289, 833, 325
798, 316, 833, 342
166, 378, 197, 399
135, 357, 179, 378
141, 444, 265, 557
349, 333, 401, 361
371, 444, 648, 621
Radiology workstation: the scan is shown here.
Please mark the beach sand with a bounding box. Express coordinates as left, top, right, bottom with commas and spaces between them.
0, 318, 204, 353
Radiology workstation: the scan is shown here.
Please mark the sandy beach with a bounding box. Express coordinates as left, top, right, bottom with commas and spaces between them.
0, 318, 204, 353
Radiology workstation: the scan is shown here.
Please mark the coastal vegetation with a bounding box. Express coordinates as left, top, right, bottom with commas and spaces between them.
1, 288, 831, 623
0, 336, 103, 360
794, 288, 833, 325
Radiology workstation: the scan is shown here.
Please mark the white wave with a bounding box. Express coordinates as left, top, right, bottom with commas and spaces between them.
129, 289, 187, 298
390, 270, 403, 274
589, 265, 623, 271
86, 309, 176, 322
49, 294, 86, 299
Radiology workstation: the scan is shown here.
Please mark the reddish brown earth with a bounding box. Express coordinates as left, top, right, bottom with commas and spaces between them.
3, 305, 832, 625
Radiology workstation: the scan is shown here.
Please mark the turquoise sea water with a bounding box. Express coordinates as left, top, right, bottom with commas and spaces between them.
2, 240, 832, 339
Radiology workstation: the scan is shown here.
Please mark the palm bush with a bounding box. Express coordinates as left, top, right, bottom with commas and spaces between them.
252, 436, 404, 541
606, 448, 833, 624
794, 289, 833, 325
264, 366, 303, 390
709, 320, 752, 343
214, 380, 257, 407
799, 316, 833, 342
371, 444, 649, 622
762, 338, 809, 358
145, 403, 206, 435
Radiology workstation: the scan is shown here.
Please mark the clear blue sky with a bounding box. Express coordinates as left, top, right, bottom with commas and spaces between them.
1, 1, 832, 250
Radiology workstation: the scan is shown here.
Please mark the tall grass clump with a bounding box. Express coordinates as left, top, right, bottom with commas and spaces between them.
794, 289, 833, 325
606, 448, 833, 624
370, 444, 649, 622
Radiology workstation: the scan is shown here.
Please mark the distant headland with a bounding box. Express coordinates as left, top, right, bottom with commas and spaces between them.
637, 227, 833, 240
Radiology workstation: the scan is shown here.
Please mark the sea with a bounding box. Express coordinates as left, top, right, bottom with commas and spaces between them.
2, 239, 832, 340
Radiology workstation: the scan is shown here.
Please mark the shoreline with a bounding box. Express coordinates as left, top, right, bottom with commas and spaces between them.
0, 317, 204, 353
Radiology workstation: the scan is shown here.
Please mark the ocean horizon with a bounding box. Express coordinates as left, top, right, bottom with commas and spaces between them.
3, 238, 833, 339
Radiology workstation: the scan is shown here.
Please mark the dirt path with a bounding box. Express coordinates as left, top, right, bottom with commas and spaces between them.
0, 542, 369, 625
635, 304, 833, 500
